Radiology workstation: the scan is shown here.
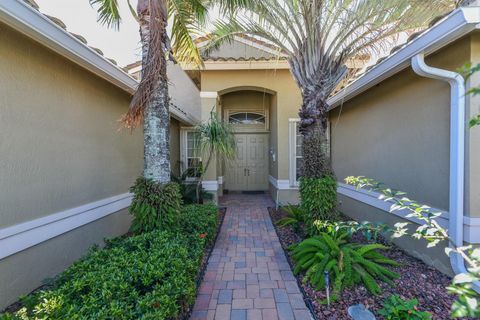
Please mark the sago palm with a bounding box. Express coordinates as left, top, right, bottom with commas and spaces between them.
206, 0, 456, 196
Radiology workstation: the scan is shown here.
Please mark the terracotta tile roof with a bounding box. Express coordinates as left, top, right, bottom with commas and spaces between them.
21, 0, 119, 66
201, 56, 287, 62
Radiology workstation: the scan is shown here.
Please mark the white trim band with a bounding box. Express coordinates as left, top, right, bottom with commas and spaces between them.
202, 180, 219, 191
200, 91, 218, 99
0, 193, 133, 260
338, 183, 480, 244
269, 175, 294, 190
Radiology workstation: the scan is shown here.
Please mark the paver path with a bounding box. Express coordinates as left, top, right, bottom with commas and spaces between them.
191, 194, 312, 320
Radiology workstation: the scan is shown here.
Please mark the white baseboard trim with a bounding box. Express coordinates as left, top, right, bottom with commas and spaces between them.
338, 183, 480, 244
0, 193, 132, 260
202, 180, 219, 191
268, 175, 295, 190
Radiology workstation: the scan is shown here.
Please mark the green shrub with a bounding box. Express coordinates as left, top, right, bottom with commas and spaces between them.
0, 204, 219, 320
290, 230, 399, 299
378, 294, 432, 319
313, 220, 392, 242
277, 204, 305, 234
178, 203, 219, 244
299, 175, 338, 233
129, 177, 182, 233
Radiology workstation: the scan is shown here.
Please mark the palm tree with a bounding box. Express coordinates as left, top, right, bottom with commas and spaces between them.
195, 110, 236, 202
89, 0, 209, 184
207, 0, 456, 208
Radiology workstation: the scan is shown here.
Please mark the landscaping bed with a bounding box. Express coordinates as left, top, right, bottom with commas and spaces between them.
268, 207, 471, 320
1, 204, 225, 320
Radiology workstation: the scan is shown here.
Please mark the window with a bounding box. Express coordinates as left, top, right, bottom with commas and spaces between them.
289, 119, 330, 187
228, 112, 266, 125
289, 120, 303, 187
185, 131, 202, 177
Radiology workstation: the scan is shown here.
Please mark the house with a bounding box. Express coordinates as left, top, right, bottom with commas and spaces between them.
0, 0, 199, 309
2, 0, 480, 310
127, 8, 479, 279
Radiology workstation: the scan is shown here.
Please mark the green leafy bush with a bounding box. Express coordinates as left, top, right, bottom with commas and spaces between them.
378, 295, 432, 319
129, 177, 182, 233
178, 203, 219, 244
299, 175, 338, 234
313, 220, 392, 242
277, 204, 305, 233
290, 231, 399, 299
1, 205, 219, 320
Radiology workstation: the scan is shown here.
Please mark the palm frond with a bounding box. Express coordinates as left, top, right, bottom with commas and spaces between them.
169, 0, 208, 67
89, 0, 121, 29
207, 0, 456, 99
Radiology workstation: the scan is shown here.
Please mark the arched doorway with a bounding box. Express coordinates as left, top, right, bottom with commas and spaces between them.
220, 88, 275, 192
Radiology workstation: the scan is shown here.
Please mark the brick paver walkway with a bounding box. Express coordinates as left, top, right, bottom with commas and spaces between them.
191, 194, 312, 320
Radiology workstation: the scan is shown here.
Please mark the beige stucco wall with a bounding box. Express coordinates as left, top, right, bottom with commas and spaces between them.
328, 36, 473, 274
269, 94, 279, 179
201, 69, 302, 184
330, 36, 471, 211
466, 33, 480, 218
0, 23, 144, 308
170, 118, 181, 175
0, 23, 143, 228
338, 195, 452, 275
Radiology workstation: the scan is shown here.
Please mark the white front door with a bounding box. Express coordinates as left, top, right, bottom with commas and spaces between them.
225, 134, 269, 191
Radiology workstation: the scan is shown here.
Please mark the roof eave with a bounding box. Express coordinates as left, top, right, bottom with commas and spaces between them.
327, 7, 480, 110
0, 0, 138, 95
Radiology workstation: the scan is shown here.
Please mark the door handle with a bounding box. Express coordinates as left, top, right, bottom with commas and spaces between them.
244, 168, 247, 176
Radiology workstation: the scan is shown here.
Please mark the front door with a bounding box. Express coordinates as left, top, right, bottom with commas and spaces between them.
225, 134, 269, 191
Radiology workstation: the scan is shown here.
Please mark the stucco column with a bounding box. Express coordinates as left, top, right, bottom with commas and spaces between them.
200, 91, 219, 200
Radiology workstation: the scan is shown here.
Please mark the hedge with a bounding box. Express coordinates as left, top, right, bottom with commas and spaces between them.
1, 204, 219, 320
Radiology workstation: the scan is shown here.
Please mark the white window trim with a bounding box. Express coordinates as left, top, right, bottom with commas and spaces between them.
288, 118, 330, 187
180, 128, 202, 180
224, 109, 270, 131
289, 118, 301, 187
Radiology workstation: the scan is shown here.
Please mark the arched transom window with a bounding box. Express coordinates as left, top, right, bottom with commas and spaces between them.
228, 112, 266, 125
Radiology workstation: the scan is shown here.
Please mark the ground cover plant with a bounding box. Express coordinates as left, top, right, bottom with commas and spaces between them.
0, 204, 219, 320
269, 206, 465, 319
378, 294, 432, 320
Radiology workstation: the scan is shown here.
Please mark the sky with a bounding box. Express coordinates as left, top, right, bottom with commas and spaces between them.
36, 0, 142, 67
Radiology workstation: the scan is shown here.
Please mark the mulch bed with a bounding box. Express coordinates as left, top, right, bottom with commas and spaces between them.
268, 207, 471, 320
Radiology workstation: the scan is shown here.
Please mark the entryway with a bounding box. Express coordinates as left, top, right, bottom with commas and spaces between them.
190, 193, 312, 320
225, 134, 269, 192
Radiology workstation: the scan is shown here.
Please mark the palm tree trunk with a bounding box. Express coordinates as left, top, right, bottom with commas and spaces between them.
299, 90, 333, 178
138, 0, 171, 184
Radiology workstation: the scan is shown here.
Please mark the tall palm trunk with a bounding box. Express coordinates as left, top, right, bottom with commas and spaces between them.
137, 0, 170, 184
299, 89, 332, 179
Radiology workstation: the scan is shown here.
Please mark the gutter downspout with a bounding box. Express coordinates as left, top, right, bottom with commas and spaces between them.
411, 53, 480, 292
